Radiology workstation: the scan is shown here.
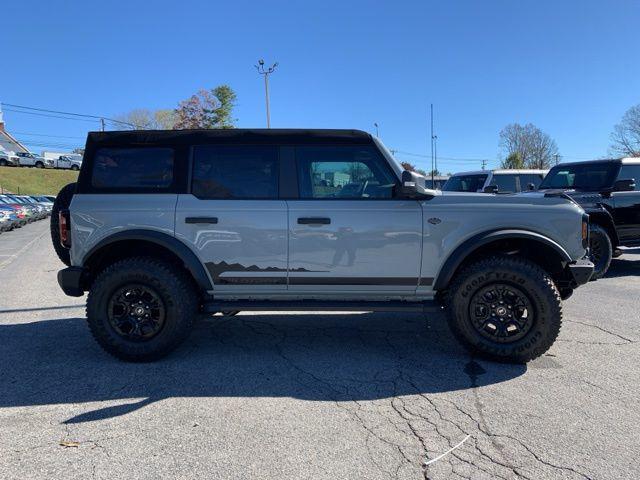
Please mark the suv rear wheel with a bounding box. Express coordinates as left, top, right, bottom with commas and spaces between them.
588, 224, 612, 280
87, 257, 198, 362
445, 255, 562, 363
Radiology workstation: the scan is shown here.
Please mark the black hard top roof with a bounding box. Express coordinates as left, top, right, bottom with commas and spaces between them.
551, 158, 622, 167
86, 128, 373, 146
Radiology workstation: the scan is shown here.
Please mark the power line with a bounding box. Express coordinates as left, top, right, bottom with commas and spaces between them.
12, 131, 86, 139
2, 102, 135, 127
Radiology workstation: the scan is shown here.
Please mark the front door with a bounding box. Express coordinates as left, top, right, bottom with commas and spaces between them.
287, 145, 423, 295
612, 163, 640, 246
175, 144, 288, 293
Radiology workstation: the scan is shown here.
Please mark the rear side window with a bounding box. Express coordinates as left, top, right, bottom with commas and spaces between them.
192, 145, 279, 199
489, 174, 517, 193
92, 148, 174, 190
519, 173, 544, 191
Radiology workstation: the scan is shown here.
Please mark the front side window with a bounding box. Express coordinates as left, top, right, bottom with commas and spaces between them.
519, 173, 544, 190
296, 146, 396, 199
617, 165, 640, 190
443, 174, 488, 192
92, 147, 174, 189
539, 162, 618, 191
192, 145, 279, 199
489, 174, 517, 193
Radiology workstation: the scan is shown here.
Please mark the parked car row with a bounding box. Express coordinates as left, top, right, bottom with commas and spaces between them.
0, 194, 54, 232
0, 149, 82, 170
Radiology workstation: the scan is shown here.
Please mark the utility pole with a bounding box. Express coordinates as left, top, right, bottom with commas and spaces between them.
374, 122, 379, 137
100, 118, 105, 131
481, 159, 487, 170
433, 135, 438, 175
553, 154, 561, 165
255, 59, 278, 128
430, 104, 435, 185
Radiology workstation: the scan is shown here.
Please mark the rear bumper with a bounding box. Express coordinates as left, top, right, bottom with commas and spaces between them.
566, 258, 594, 287
57, 267, 85, 297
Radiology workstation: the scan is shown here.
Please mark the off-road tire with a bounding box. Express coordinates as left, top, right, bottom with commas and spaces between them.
50, 182, 76, 266
87, 257, 198, 362
588, 224, 612, 280
0, 160, 7, 167
445, 255, 562, 363
35, 161, 44, 168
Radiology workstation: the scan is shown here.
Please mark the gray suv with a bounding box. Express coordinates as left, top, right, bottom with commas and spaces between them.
54, 129, 593, 363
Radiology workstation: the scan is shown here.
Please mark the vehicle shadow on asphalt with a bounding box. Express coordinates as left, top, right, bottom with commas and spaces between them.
605, 255, 640, 278
0, 312, 526, 424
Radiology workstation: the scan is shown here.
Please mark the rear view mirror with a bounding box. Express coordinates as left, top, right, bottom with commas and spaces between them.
483, 185, 498, 194
527, 183, 536, 191
613, 178, 636, 192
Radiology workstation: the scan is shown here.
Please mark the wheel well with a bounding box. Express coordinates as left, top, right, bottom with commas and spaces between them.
588, 214, 618, 247
440, 237, 568, 291
83, 239, 203, 293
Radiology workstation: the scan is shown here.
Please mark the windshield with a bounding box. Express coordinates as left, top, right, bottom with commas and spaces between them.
442, 174, 488, 192
539, 162, 619, 191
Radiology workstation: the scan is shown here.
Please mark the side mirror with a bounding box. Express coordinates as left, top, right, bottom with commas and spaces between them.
400, 170, 431, 198
483, 185, 499, 194
613, 178, 636, 192
527, 183, 536, 191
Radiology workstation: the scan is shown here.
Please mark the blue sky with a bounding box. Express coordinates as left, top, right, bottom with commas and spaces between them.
3, 0, 639, 173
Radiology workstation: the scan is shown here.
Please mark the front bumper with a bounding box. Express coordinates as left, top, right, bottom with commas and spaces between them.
566, 258, 594, 287
58, 267, 85, 297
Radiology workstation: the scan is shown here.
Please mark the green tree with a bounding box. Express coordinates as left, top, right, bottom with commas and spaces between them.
113, 108, 177, 130
174, 85, 237, 129
501, 152, 525, 169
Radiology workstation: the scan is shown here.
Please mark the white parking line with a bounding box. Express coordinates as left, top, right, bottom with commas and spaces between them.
0, 230, 47, 270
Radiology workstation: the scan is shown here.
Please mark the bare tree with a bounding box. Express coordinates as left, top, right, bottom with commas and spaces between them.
499, 123, 559, 169
610, 104, 640, 157
113, 109, 177, 130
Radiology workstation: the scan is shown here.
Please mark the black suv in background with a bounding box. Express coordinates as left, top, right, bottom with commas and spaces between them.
537, 158, 640, 278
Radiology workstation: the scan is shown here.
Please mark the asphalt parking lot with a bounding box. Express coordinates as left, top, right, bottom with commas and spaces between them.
1, 221, 639, 480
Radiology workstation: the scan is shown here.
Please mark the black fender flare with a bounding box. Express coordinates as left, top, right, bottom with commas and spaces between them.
432, 229, 572, 291
83, 229, 213, 291
583, 205, 619, 246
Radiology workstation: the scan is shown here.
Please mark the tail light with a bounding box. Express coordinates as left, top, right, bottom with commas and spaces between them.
581, 214, 589, 249
59, 209, 71, 248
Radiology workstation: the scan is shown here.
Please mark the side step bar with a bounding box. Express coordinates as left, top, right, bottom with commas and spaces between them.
203, 299, 440, 314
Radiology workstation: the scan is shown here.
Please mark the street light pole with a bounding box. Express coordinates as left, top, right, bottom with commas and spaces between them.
374, 122, 379, 137
255, 59, 278, 128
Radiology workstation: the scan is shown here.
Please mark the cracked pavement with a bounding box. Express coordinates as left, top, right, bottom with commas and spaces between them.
1, 221, 639, 479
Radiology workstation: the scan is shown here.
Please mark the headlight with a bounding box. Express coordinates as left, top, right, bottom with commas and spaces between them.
582, 214, 589, 249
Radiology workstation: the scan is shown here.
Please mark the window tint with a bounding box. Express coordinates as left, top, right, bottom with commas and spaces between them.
442, 174, 487, 192
489, 174, 517, 192
192, 145, 279, 199
618, 165, 640, 190
92, 148, 174, 189
518, 173, 544, 191
540, 162, 618, 191
296, 146, 396, 199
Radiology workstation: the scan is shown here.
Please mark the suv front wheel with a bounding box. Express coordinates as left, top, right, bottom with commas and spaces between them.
445, 255, 562, 363
588, 224, 612, 280
87, 257, 198, 362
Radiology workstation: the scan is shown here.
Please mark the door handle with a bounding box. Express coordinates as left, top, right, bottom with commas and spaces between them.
185, 216, 218, 224
297, 217, 331, 225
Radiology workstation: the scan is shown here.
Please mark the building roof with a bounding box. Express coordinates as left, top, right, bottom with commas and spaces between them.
0, 111, 29, 153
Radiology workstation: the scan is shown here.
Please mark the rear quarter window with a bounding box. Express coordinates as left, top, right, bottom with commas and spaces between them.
91, 147, 175, 190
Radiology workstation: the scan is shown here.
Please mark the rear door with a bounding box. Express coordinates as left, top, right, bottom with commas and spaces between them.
175, 144, 288, 293
287, 145, 423, 295
612, 163, 640, 245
